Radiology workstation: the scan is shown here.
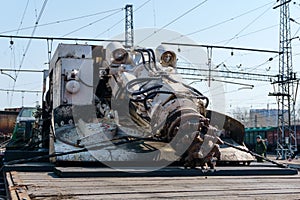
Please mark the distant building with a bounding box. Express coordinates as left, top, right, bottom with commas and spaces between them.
249, 109, 288, 127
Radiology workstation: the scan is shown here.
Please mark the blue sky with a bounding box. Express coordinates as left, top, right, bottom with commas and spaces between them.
0, 0, 300, 115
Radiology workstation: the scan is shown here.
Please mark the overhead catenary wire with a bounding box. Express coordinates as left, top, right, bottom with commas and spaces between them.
11, 0, 49, 106
247, 55, 279, 72
167, 1, 275, 42
202, 85, 273, 104
10, 0, 30, 89
0, 88, 42, 93
205, 81, 271, 94
162, 42, 281, 54
16, 0, 30, 35
0, 35, 125, 43
164, 41, 281, 75
0, 8, 124, 35
135, 0, 153, 13
215, 24, 279, 45
164, 2, 283, 78
214, 17, 300, 46
290, 17, 300, 38
0, 68, 45, 72
138, 0, 209, 44
17, 0, 48, 73
208, 25, 280, 74
62, 8, 124, 37
95, 0, 151, 38
222, 2, 276, 45
163, 2, 283, 79
95, 18, 125, 38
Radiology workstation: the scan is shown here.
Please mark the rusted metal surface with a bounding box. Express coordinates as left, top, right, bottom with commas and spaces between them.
6, 171, 31, 200
0, 111, 18, 136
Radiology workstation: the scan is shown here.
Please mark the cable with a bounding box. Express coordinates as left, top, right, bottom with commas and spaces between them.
290, 17, 300, 37
95, 0, 151, 38
13, 0, 49, 83
0, 88, 42, 93
138, 0, 209, 44
10, 0, 48, 105
0, 8, 123, 35
167, 1, 275, 42
16, 0, 30, 35
2, 136, 160, 166
247, 55, 279, 72
207, 23, 279, 46
0, 68, 45, 72
131, 85, 163, 96
8, 0, 30, 103
152, 0, 156, 27
215, 7, 300, 45
0, 34, 125, 42
135, 0, 152, 12
95, 18, 124, 38
62, 8, 124, 37
222, 2, 276, 45
9, 40, 16, 80
230, 24, 279, 42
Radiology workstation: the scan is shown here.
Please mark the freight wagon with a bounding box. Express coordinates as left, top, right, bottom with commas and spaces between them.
244, 126, 300, 152
0, 110, 19, 140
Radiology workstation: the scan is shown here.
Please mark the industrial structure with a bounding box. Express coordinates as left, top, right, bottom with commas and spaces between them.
269, 0, 298, 159
125, 4, 134, 48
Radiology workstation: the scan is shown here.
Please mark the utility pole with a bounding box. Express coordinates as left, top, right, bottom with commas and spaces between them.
270, 0, 297, 159
125, 4, 134, 48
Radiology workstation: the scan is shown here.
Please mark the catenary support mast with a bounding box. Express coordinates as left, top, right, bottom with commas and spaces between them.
125, 4, 134, 48
271, 0, 297, 159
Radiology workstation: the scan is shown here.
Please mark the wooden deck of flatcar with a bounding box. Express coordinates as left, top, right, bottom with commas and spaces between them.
4, 162, 300, 200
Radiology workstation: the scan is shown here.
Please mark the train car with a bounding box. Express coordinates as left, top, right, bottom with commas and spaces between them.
244, 126, 300, 152
244, 127, 276, 152
0, 110, 19, 140
5, 107, 37, 149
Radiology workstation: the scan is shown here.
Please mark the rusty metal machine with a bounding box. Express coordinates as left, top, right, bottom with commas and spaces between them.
45, 42, 253, 169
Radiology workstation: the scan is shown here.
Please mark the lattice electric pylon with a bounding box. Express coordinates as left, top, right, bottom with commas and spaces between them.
271, 0, 298, 159
125, 4, 134, 48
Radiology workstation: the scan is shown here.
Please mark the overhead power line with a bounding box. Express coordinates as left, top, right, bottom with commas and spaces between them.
167, 1, 275, 42
95, 0, 151, 38
0, 34, 124, 43
62, 8, 124, 37
10, 0, 48, 106
215, 24, 279, 44
16, 0, 30, 35
162, 42, 282, 54
0, 68, 46, 82
0, 8, 123, 35
0, 88, 42, 93
0, 68, 46, 73
138, 0, 209, 44
184, 77, 255, 88
177, 66, 277, 82
17, 0, 48, 73
223, 1, 276, 45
